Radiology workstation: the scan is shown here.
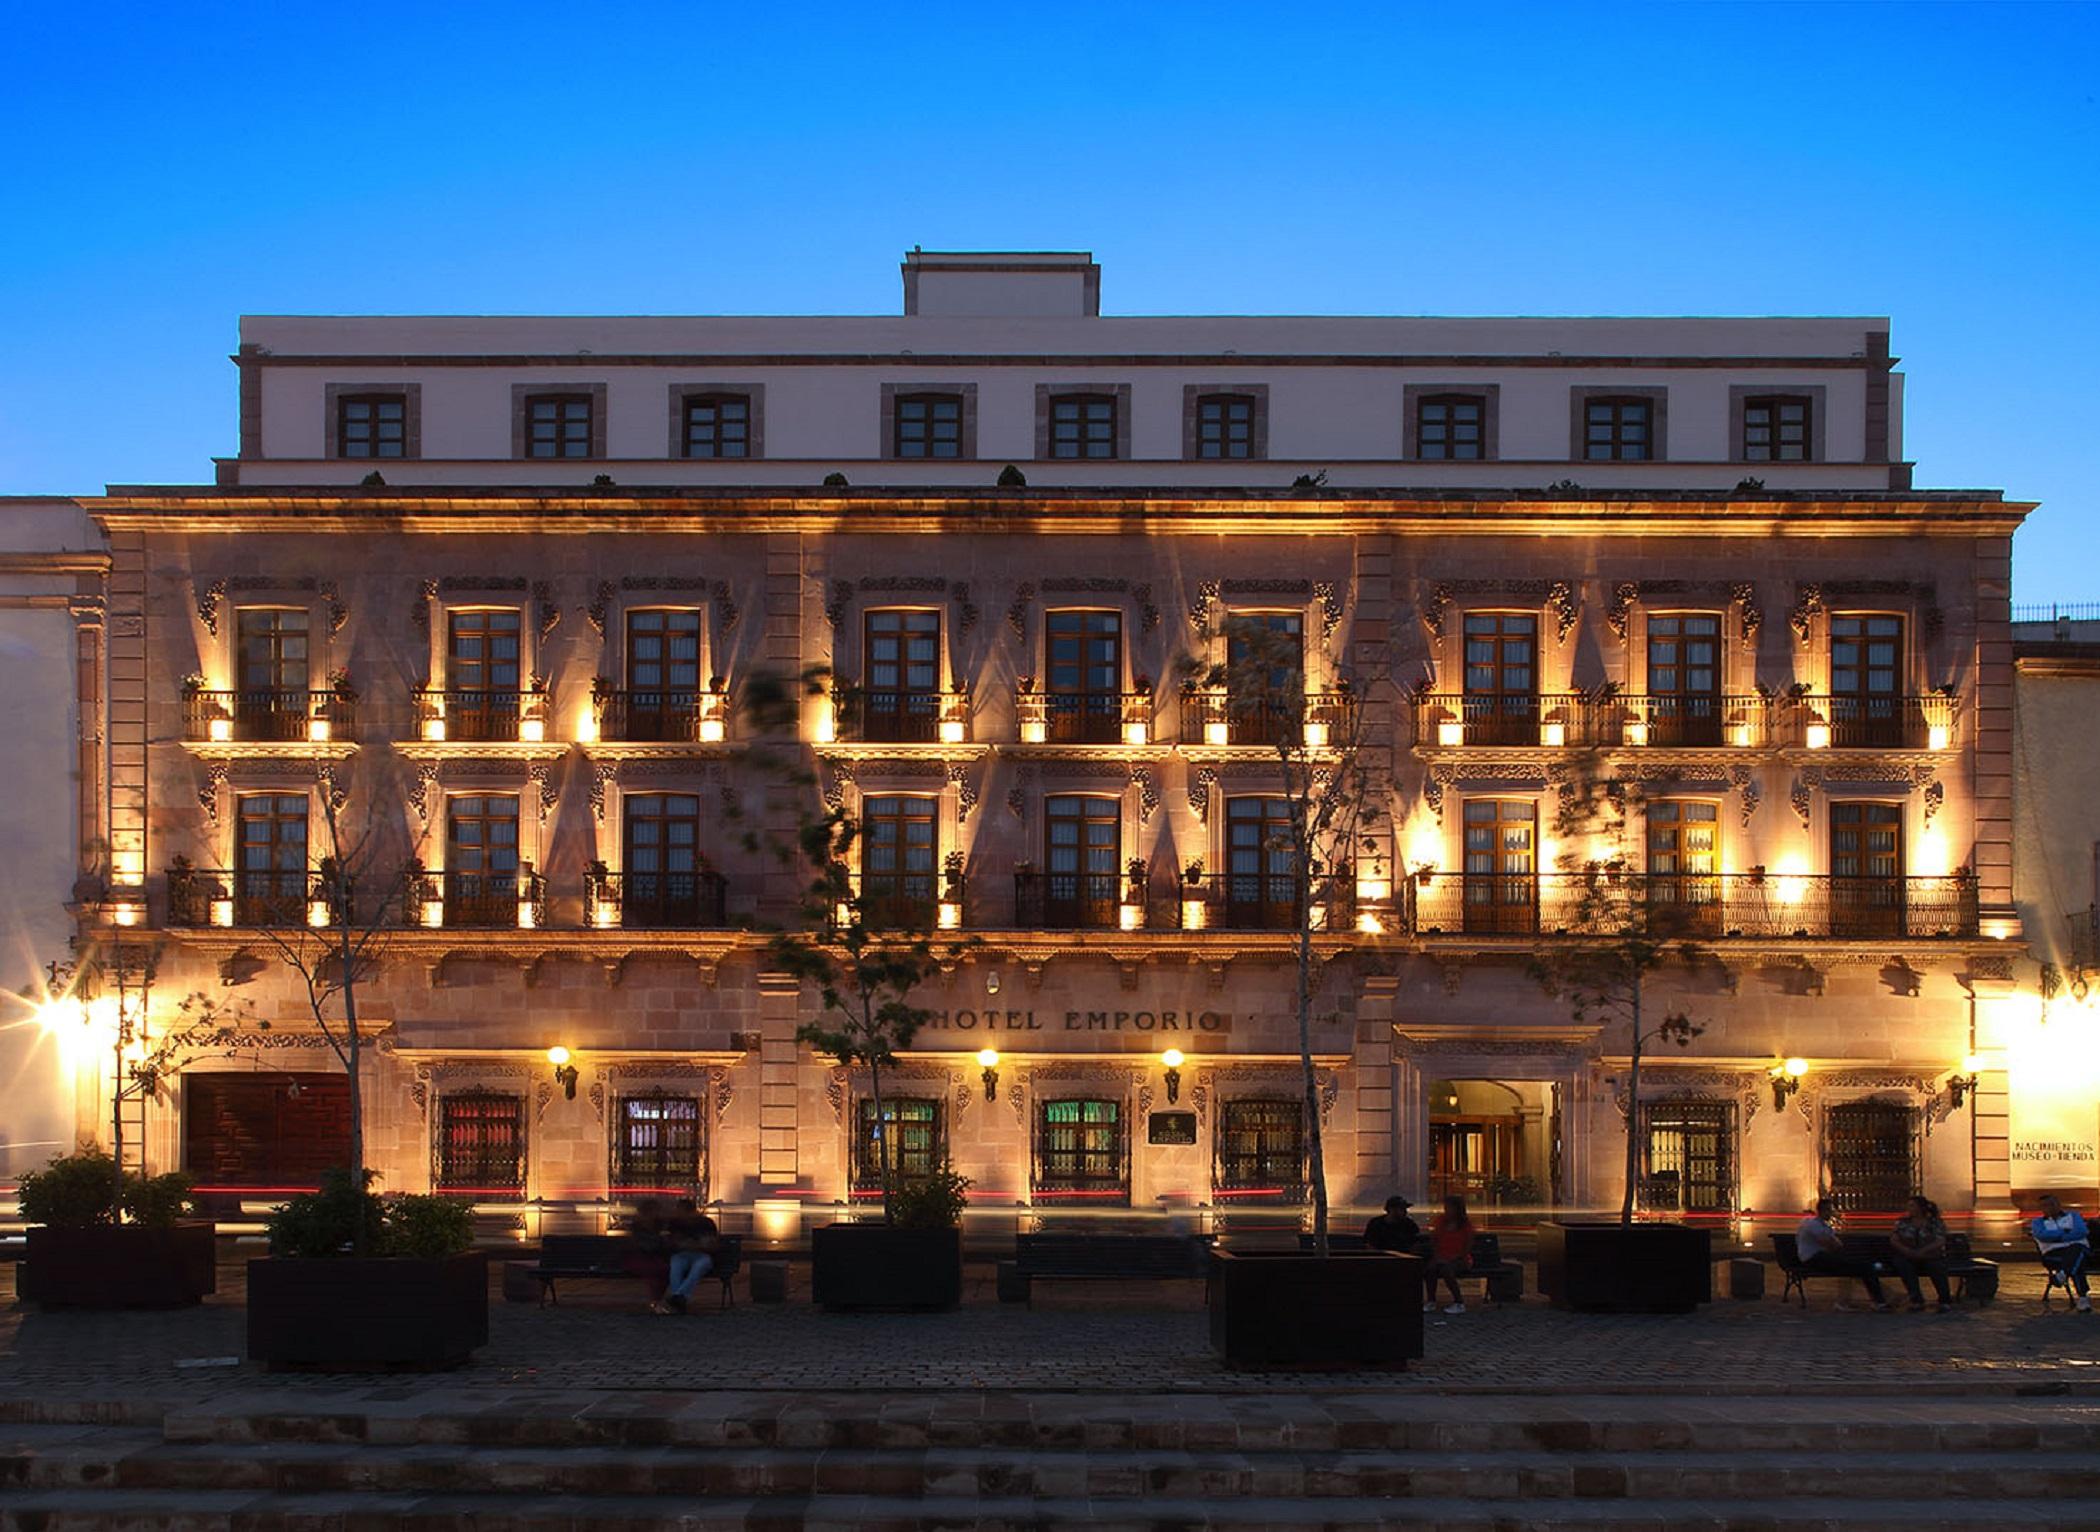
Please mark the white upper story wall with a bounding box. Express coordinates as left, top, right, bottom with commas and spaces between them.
218, 250, 1907, 492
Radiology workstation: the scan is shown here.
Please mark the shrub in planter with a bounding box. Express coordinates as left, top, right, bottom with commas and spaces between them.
1209, 1248, 1423, 1368
17, 1152, 216, 1308
247, 1170, 487, 1371
813, 1163, 969, 1312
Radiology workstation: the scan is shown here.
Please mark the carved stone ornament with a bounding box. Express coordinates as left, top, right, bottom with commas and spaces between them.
955, 581, 979, 635
710, 1065, 734, 1126
1007, 582, 1035, 640
1731, 582, 1762, 652
591, 761, 617, 822
1731, 765, 1760, 829
1922, 779, 1944, 826
1606, 583, 1640, 641
198, 762, 229, 826
1190, 1079, 1209, 1126
1189, 578, 1221, 631
1135, 583, 1160, 633
1789, 583, 1825, 643
1006, 784, 1026, 820
713, 580, 740, 632
412, 579, 438, 637
197, 578, 226, 636
1188, 765, 1217, 825
826, 580, 853, 629
1789, 775, 1813, 829
320, 581, 348, 634
948, 761, 977, 822
316, 762, 348, 813
587, 1080, 606, 1125
413, 760, 441, 824
1607, 1068, 1765, 1126
586, 581, 614, 636
1131, 765, 1160, 824
823, 761, 854, 815
409, 1065, 432, 1113
1314, 580, 1344, 642
535, 1080, 555, 1121
529, 761, 558, 824
1317, 1071, 1340, 1126
826, 1069, 847, 1126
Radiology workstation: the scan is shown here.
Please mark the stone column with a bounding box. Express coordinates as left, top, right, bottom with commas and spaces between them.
1353, 974, 1399, 1200
757, 970, 802, 1186
1968, 968, 2018, 1210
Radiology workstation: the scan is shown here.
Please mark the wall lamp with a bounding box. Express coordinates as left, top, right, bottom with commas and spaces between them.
1946, 1054, 1982, 1111
1770, 1056, 1808, 1112
1161, 1047, 1185, 1105
977, 1047, 1000, 1102
547, 1045, 579, 1100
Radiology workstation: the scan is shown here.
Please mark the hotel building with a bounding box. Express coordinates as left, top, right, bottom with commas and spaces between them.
14, 251, 2055, 1228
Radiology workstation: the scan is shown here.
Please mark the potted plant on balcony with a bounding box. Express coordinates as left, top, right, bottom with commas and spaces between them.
1529, 767, 1714, 1313
247, 1169, 486, 1369
17, 1151, 215, 1308
1183, 618, 1421, 1367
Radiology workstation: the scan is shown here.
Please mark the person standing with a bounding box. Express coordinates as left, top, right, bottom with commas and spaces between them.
1889, 1195, 1953, 1312
2031, 1194, 2092, 1313
1797, 1198, 1891, 1311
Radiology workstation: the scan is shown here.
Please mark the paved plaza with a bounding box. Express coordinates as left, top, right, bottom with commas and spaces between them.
2, 1254, 2096, 1405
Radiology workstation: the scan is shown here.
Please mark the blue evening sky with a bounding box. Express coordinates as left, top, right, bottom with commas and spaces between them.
2, 3, 2093, 602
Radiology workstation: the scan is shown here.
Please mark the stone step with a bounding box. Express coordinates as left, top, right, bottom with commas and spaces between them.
4, 1490, 2097, 1530
6, 1431, 2100, 1501
152, 1398, 2100, 1455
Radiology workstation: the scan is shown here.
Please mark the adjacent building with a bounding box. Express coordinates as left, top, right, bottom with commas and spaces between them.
21, 251, 2050, 1230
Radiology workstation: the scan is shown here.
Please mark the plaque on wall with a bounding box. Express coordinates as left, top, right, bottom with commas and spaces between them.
1147, 1111, 1198, 1146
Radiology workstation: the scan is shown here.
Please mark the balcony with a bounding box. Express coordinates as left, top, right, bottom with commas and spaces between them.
1170, 872, 1360, 932
1183, 689, 1359, 749
1407, 871, 1978, 940
1016, 688, 1154, 746
166, 866, 332, 928
412, 868, 548, 929
1409, 693, 1606, 749
1616, 694, 1773, 750
182, 689, 353, 744
1012, 869, 1143, 930
416, 689, 548, 744
1785, 694, 1956, 751
830, 688, 971, 745
584, 866, 730, 929
590, 687, 728, 744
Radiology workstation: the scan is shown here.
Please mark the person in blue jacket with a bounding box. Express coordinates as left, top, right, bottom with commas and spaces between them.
2031, 1194, 2092, 1313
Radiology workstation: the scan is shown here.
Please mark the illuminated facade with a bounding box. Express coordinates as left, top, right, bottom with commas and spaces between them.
16, 252, 2048, 1225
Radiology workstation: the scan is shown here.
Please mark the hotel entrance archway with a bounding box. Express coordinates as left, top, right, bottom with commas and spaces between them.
1425, 1078, 1559, 1211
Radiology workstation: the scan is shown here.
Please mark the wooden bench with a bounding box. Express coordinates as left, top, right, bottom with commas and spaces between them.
998, 1233, 1213, 1305
1303, 1231, 1523, 1304
505, 1233, 742, 1308
1771, 1232, 1996, 1307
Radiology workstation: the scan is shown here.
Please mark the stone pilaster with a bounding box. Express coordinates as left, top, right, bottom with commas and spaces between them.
1972, 534, 2015, 917
757, 970, 802, 1185
1353, 974, 1399, 1198
104, 535, 147, 892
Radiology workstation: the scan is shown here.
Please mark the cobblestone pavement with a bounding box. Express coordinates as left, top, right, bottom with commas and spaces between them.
2, 1257, 2096, 1404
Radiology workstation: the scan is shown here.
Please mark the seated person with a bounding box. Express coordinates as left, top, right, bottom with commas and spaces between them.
1364, 1195, 1423, 1256
2031, 1194, 2092, 1313
1889, 1195, 1953, 1312
1423, 1196, 1474, 1315
620, 1198, 674, 1310
660, 1196, 722, 1315
1796, 1198, 1890, 1311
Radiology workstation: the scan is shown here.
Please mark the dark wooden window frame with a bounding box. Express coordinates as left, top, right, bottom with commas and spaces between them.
434, 1090, 527, 1196
1639, 1097, 1735, 1214
677, 392, 754, 460
1569, 386, 1668, 462
1403, 385, 1499, 461
1729, 384, 1826, 463
667, 382, 765, 458
612, 1091, 705, 1196
326, 386, 420, 460
511, 382, 607, 459
1034, 384, 1131, 460
861, 607, 944, 741
1822, 1097, 1921, 1216
1032, 1097, 1131, 1201
1180, 385, 1269, 461
852, 1095, 944, 1193
881, 383, 978, 460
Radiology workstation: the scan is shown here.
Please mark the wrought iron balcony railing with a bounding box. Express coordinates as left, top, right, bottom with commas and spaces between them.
590, 687, 728, 744
408, 868, 547, 929
831, 688, 972, 745
182, 689, 354, 743
1406, 871, 1978, 940
584, 867, 730, 929
1782, 694, 1957, 751
415, 689, 547, 744
166, 866, 335, 928
1409, 693, 1606, 748
1181, 689, 1360, 749
1168, 872, 1360, 932
1614, 694, 1773, 749
1016, 688, 1155, 746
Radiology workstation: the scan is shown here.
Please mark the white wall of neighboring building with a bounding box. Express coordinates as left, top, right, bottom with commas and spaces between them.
0, 500, 103, 1181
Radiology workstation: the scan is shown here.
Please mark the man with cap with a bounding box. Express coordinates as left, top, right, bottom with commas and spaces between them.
1364, 1195, 1423, 1255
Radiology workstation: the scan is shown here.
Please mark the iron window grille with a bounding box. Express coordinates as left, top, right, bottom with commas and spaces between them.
612, 1093, 705, 1196
1824, 1100, 1920, 1216
1032, 1098, 1130, 1201
1214, 1097, 1307, 1201
1639, 1099, 1734, 1213
852, 1096, 943, 1195
434, 1091, 526, 1197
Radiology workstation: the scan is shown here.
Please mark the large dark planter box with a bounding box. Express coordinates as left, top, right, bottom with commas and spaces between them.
20, 1222, 217, 1308
1209, 1249, 1423, 1368
247, 1252, 489, 1370
1535, 1221, 1712, 1313
810, 1223, 962, 1311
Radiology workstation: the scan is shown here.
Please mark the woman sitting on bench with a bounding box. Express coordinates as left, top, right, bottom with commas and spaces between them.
1423, 1195, 1474, 1315
1797, 1197, 1891, 1311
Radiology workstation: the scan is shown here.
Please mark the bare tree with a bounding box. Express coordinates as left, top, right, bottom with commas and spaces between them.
1185, 617, 1386, 1255
1525, 761, 1707, 1227
245, 759, 426, 1246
